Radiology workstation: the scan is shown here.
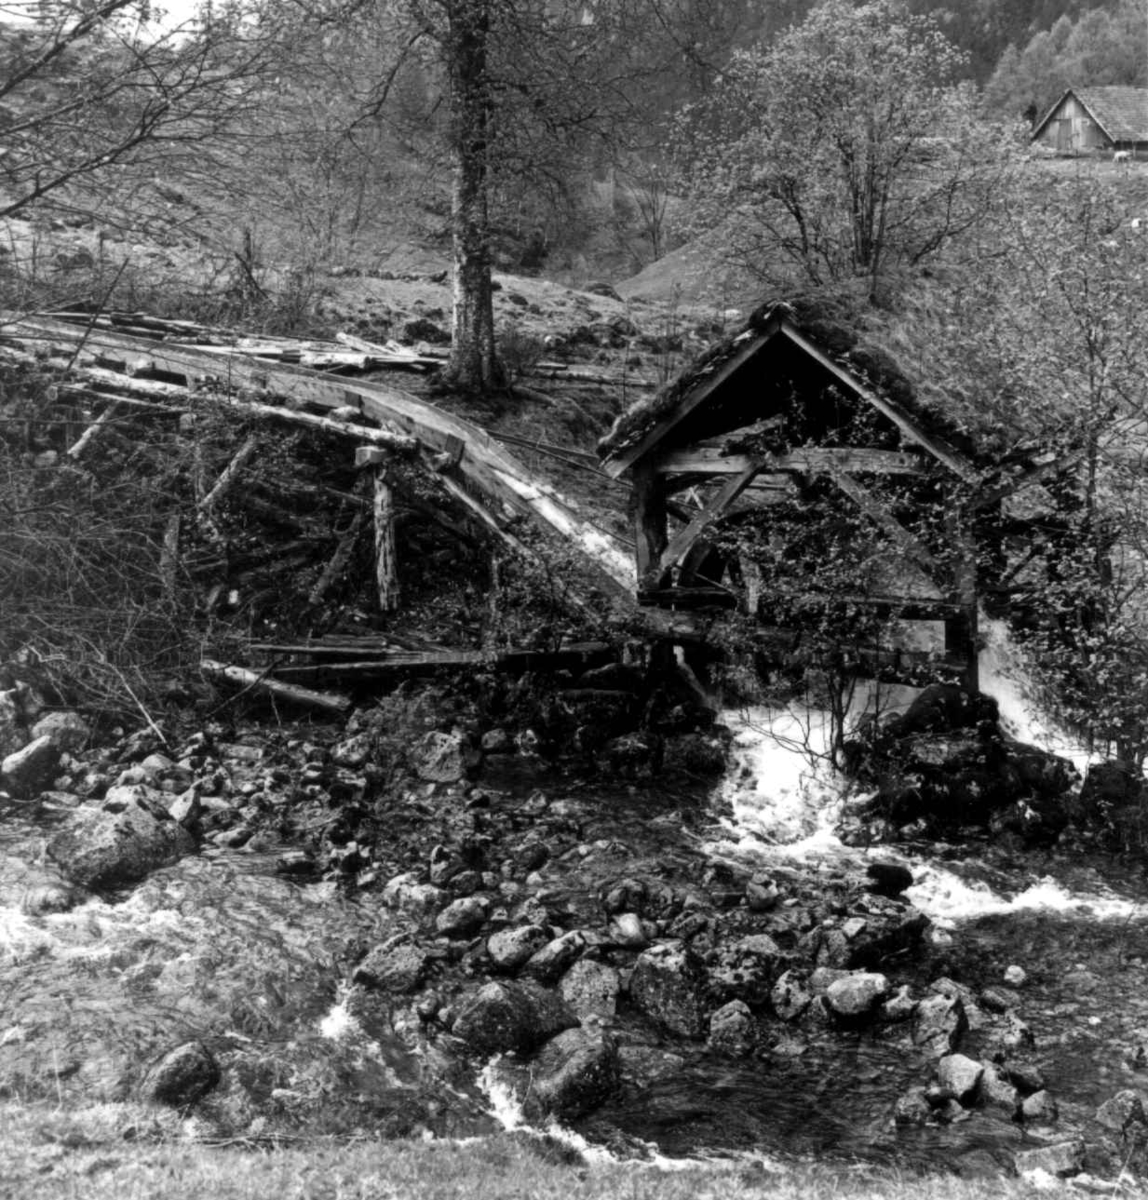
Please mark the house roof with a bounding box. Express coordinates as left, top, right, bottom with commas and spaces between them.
597, 298, 981, 481
1032, 86, 1148, 144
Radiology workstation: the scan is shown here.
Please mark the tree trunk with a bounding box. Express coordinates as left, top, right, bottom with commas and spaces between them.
445, 0, 503, 391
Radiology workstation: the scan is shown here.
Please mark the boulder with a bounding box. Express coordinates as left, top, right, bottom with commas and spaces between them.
708, 1000, 757, 1056
865, 861, 914, 897
978, 1061, 1020, 1115
30, 710, 91, 753
825, 972, 889, 1018
881, 985, 917, 1022
332, 733, 373, 768
1014, 1140, 1084, 1179
1021, 1090, 1059, 1123
936, 1054, 983, 1104
412, 730, 481, 783
707, 934, 784, 1005
1096, 1090, 1148, 1135
529, 1027, 619, 1118
487, 925, 551, 971
608, 912, 652, 948
46, 790, 196, 889
524, 931, 585, 984
662, 732, 728, 777
1083, 758, 1142, 802
894, 1086, 933, 1127
1, 735, 60, 797
771, 970, 812, 1021
913, 993, 968, 1058
600, 733, 662, 780
745, 873, 780, 912
383, 872, 446, 915
630, 944, 708, 1038
451, 980, 577, 1057
140, 1041, 220, 1107
435, 896, 490, 937
353, 942, 430, 994
559, 959, 619, 1021
0, 689, 23, 759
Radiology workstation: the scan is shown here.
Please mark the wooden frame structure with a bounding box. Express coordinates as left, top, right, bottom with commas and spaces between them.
599, 302, 987, 688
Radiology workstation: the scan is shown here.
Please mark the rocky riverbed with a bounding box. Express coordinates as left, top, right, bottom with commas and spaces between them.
4, 676, 1148, 1184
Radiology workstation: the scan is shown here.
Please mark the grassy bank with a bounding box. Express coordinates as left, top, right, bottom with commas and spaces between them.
0, 1103, 1098, 1200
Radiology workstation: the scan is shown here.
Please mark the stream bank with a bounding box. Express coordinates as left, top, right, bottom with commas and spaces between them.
2, 671, 1148, 1184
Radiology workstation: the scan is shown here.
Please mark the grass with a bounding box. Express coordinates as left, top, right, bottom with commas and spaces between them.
0, 1102, 1124, 1200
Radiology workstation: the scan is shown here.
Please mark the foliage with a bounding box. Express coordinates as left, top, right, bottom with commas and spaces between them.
927, 172, 1148, 763
0, 361, 199, 721
674, 0, 1020, 296
710, 476, 943, 767
982, 0, 1148, 124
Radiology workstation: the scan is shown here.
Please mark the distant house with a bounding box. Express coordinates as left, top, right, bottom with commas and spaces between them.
1031, 86, 1148, 157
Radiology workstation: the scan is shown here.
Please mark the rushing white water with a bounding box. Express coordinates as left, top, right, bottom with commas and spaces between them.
978, 616, 1093, 773
318, 985, 360, 1040
711, 617, 1144, 926
476, 1059, 779, 1172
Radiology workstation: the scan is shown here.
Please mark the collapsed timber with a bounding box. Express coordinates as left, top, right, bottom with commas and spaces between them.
0, 310, 640, 715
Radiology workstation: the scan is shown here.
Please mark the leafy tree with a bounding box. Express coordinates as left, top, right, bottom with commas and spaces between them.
983, 0, 1148, 124
925, 176, 1148, 763
675, 0, 1017, 297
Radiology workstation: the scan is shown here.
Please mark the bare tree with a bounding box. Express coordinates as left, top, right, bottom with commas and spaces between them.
0, 1, 278, 229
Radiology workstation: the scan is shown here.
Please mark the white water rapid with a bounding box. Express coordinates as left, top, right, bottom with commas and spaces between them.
710, 618, 1145, 928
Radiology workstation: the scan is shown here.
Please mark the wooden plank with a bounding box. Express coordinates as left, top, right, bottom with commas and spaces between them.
824, 470, 941, 576
601, 320, 783, 478
3, 314, 635, 598
657, 460, 763, 573
779, 324, 979, 482
652, 447, 927, 476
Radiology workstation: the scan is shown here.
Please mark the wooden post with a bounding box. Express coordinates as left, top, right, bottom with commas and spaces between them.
632, 463, 667, 586
945, 509, 979, 693
159, 512, 181, 605
356, 446, 399, 612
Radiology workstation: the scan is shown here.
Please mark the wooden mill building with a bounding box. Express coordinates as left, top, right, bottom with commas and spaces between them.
598, 300, 1005, 690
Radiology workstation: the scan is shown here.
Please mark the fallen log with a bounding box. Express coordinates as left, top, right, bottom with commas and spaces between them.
66, 401, 122, 459
200, 659, 351, 713
265, 641, 611, 678
199, 435, 258, 514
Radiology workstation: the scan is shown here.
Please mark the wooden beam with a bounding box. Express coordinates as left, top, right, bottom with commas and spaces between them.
652, 447, 927, 476
657, 460, 763, 574
823, 470, 941, 577
966, 449, 1085, 514
601, 320, 783, 478
307, 509, 366, 607
780, 324, 978, 482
